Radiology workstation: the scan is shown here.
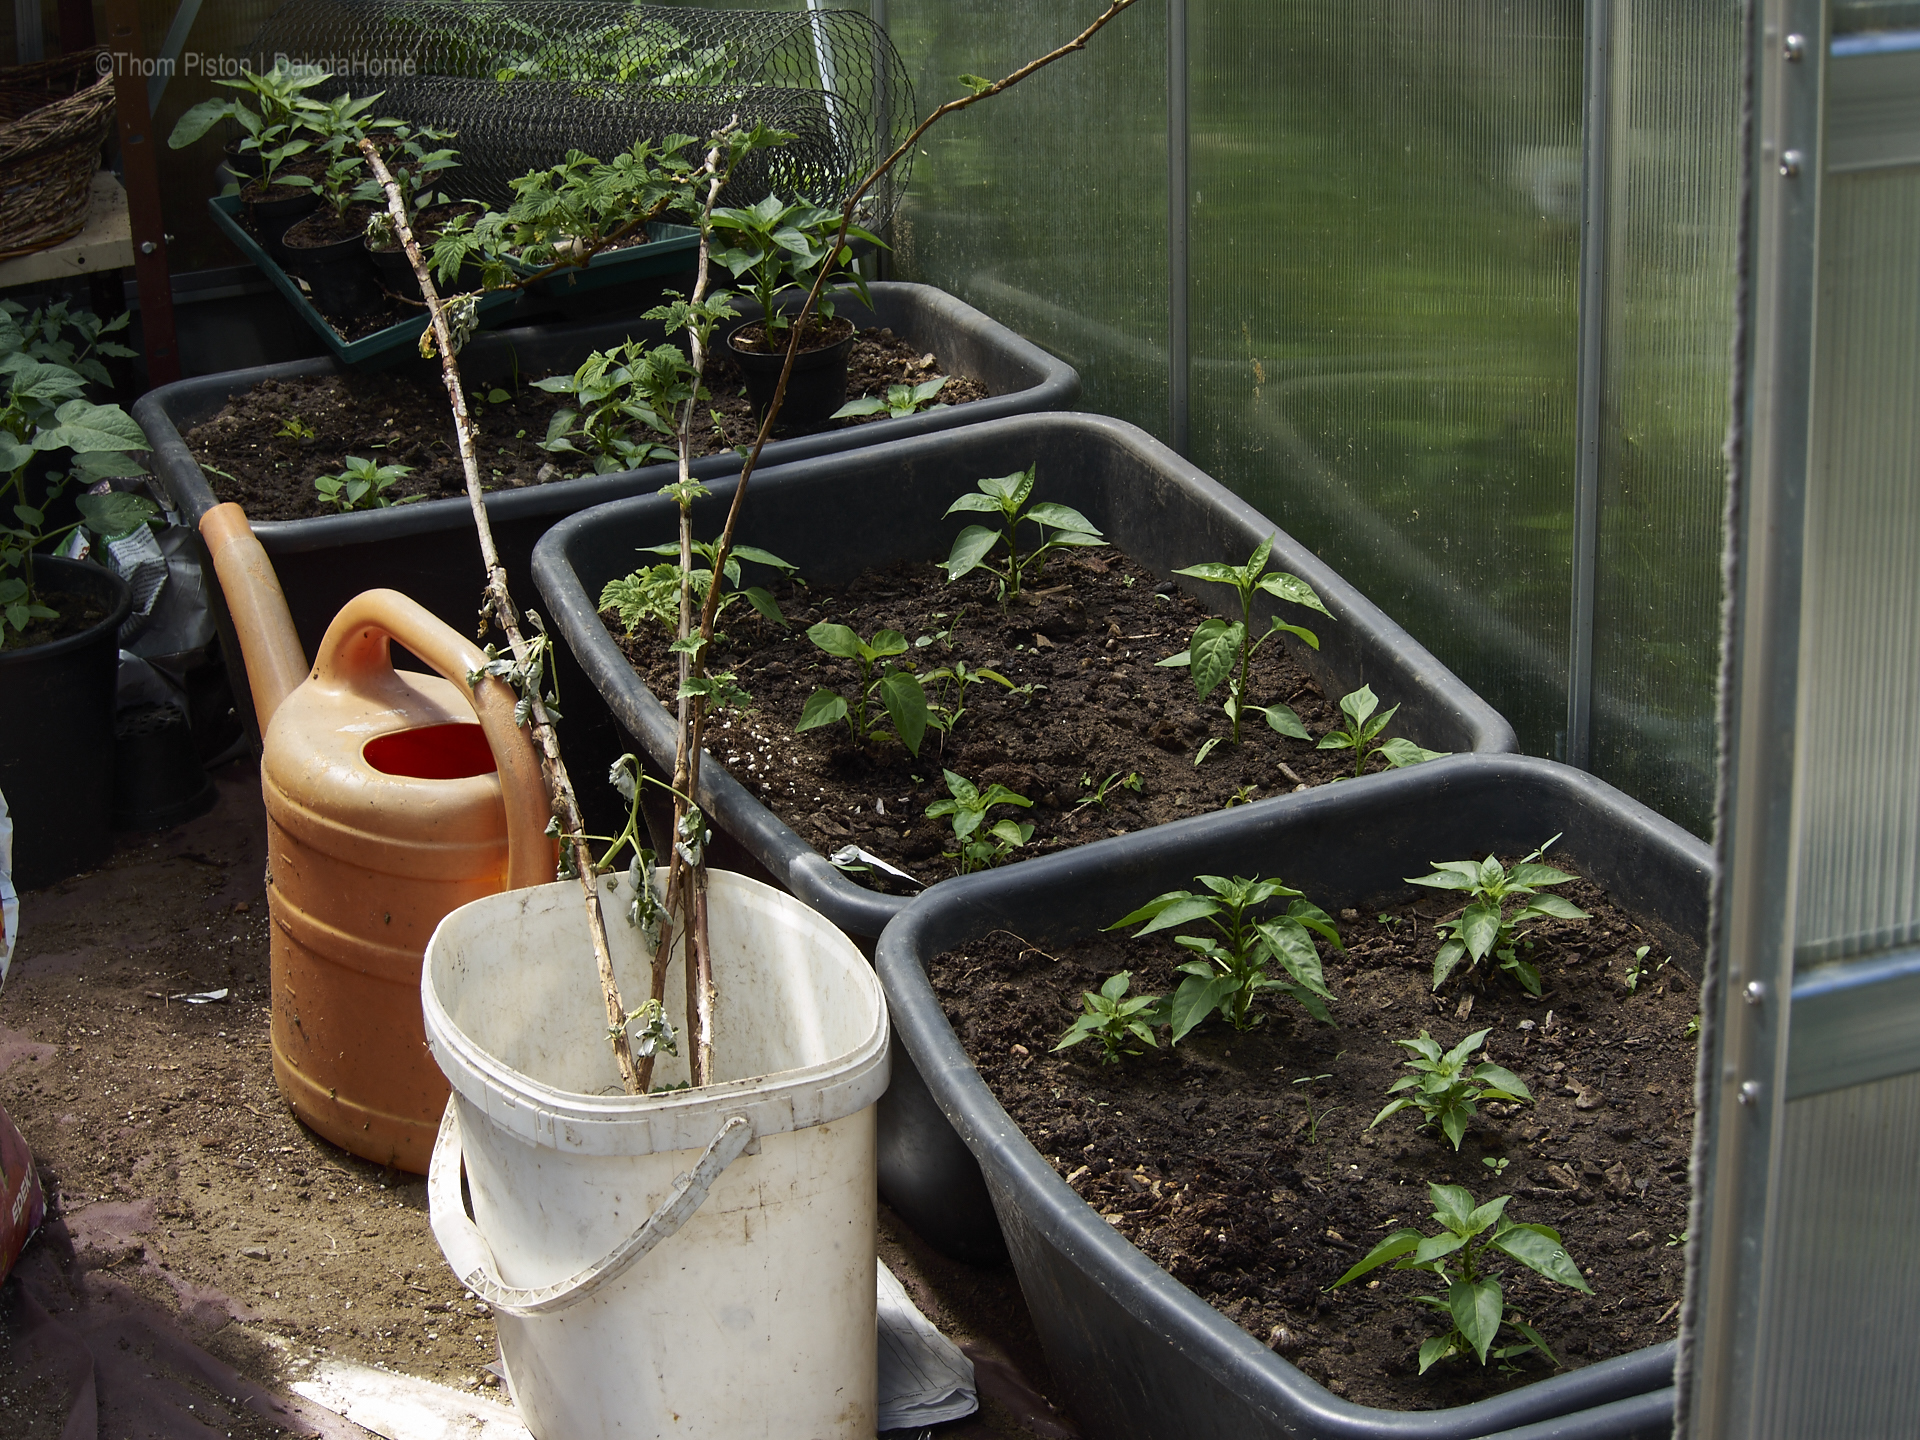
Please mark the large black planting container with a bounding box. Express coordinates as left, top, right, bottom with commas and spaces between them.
534, 410, 1520, 938
131, 283, 1077, 829
875, 753, 1708, 1440
1, 559, 134, 890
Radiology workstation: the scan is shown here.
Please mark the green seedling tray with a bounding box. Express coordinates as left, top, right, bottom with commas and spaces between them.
208, 195, 523, 371
515, 222, 700, 299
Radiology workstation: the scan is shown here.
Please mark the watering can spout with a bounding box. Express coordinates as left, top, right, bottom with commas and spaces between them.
198, 502, 310, 734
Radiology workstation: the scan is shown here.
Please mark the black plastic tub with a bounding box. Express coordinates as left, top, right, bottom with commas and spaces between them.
0, 559, 134, 891
534, 411, 1520, 940
132, 283, 1078, 826
873, 753, 1706, 1440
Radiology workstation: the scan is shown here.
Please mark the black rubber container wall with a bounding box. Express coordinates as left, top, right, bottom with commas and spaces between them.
873, 753, 1708, 1440
132, 283, 1076, 833
0, 559, 134, 890
534, 410, 1520, 942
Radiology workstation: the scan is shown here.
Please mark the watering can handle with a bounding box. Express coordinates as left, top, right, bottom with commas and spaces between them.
427, 1100, 754, 1318
310, 589, 554, 891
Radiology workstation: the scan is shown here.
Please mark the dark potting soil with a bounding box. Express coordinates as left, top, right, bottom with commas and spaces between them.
609, 551, 1436, 893
728, 314, 853, 354
182, 330, 991, 522
283, 203, 381, 248
935, 868, 1700, 1412
2, 588, 107, 652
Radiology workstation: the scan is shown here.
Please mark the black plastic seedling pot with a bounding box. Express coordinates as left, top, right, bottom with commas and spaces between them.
533, 411, 1519, 939
0, 558, 134, 891
132, 283, 1078, 819
874, 753, 1707, 1440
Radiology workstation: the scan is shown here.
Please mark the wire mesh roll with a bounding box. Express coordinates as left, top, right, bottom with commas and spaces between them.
243, 1, 916, 222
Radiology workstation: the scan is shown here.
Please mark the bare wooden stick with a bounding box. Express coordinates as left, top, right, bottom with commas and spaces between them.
358, 136, 643, 1097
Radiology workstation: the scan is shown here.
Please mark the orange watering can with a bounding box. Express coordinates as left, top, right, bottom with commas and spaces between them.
200, 503, 553, 1173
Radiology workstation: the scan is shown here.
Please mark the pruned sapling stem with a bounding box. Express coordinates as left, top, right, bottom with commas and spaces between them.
357, 136, 646, 1097
681, 0, 1143, 697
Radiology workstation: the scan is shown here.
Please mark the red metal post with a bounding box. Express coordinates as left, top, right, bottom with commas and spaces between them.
102, 0, 181, 388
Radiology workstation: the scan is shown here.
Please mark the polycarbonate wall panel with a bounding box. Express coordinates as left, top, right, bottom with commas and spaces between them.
1792, 165, 1920, 966
1185, 0, 1582, 759
881, 2, 1169, 436
1752, 1072, 1920, 1439
1588, 2, 1742, 837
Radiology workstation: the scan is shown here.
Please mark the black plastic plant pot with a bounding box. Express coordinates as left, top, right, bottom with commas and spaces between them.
283, 230, 383, 320
133, 284, 1078, 830
243, 188, 320, 263
0, 558, 134, 891
533, 411, 1519, 943
727, 318, 856, 429
873, 753, 1705, 1440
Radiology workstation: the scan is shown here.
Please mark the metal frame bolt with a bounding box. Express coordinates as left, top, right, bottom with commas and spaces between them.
1783, 33, 1806, 60
1780, 149, 1804, 177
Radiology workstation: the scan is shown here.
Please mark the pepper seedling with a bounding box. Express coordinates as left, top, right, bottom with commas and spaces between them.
797, 623, 929, 756
1406, 836, 1591, 995
924, 768, 1034, 873
1331, 1183, 1591, 1374
1054, 971, 1162, 1064
1108, 873, 1341, 1038
1316, 684, 1448, 778
1157, 535, 1331, 744
1369, 1028, 1534, 1151
941, 463, 1105, 603
832, 374, 948, 420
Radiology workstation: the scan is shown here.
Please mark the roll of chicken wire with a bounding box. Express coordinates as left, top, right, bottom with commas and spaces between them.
243, 1, 915, 223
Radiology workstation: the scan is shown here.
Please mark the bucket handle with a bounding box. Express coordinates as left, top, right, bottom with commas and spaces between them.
427, 1100, 754, 1318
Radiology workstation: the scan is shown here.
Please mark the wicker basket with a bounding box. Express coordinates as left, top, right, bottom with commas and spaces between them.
0, 50, 117, 262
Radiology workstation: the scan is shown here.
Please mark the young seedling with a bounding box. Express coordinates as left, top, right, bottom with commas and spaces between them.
1292, 1073, 1340, 1146
920, 658, 1022, 742
278, 416, 316, 440
313, 456, 418, 512
1108, 874, 1341, 1039
1316, 684, 1448, 778
1406, 836, 1591, 996
924, 769, 1035, 873
797, 624, 928, 756
1331, 1183, 1591, 1373
1054, 972, 1162, 1064
1070, 770, 1141, 816
1369, 1028, 1534, 1151
941, 464, 1105, 603
1623, 944, 1667, 994
1157, 535, 1331, 744
1483, 1156, 1510, 1178
831, 374, 948, 420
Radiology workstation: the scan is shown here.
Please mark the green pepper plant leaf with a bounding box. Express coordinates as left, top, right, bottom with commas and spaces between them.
1108, 873, 1341, 1039
1332, 1182, 1591, 1373
1406, 836, 1591, 995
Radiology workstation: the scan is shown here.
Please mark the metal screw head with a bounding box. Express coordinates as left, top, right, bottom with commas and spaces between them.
1780, 149, 1805, 178
1739, 1080, 1763, 1106
139, 240, 157, 254
1744, 980, 1766, 1006
1784, 33, 1807, 60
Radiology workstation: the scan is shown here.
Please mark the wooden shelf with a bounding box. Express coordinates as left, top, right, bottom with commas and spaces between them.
0, 172, 134, 289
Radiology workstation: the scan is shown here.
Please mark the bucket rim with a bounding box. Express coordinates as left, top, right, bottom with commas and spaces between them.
423, 868, 890, 1156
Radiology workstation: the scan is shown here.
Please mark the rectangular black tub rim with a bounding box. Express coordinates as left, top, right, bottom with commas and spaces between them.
872, 753, 1705, 1440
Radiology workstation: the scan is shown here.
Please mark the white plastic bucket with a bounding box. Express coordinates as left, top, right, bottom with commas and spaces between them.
421, 869, 889, 1438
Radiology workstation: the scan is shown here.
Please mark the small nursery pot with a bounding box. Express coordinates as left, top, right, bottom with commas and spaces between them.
873, 753, 1707, 1440
244, 186, 320, 263
727, 316, 857, 429
282, 225, 382, 320
0, 558, 134, 890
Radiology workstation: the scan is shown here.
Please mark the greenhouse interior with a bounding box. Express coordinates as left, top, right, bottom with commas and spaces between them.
0, 0, 1913, 1436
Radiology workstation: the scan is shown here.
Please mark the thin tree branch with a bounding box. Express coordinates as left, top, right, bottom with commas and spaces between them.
358, 136, 644, 1096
